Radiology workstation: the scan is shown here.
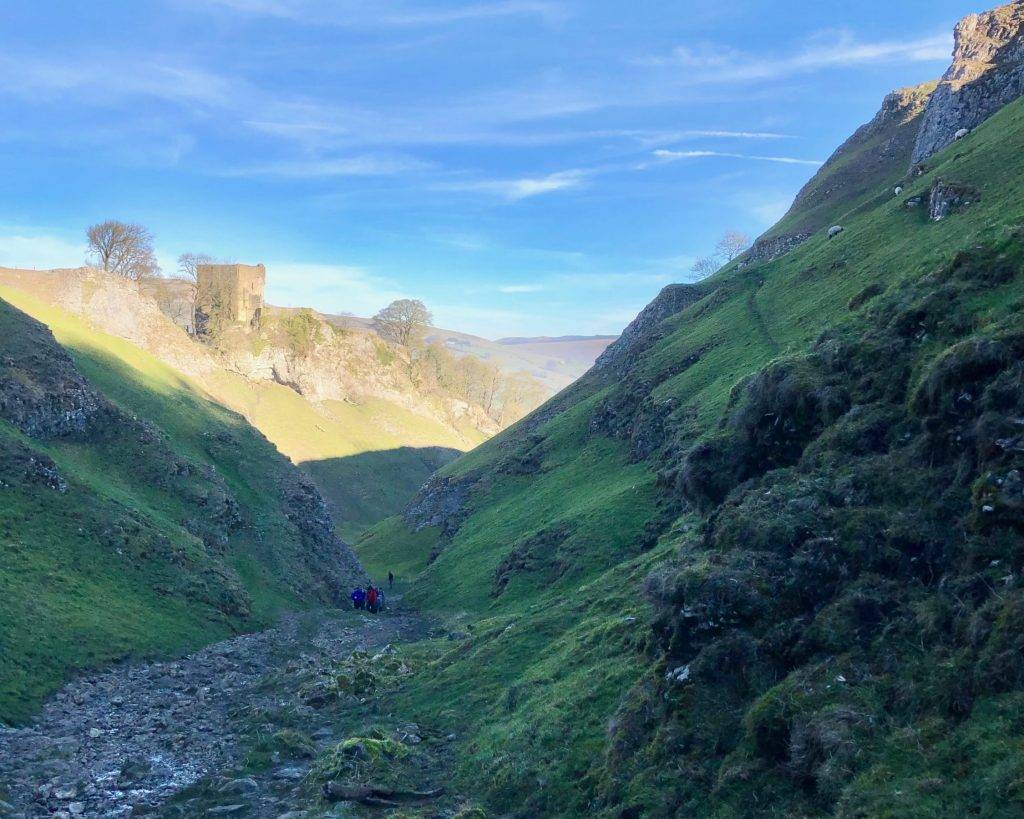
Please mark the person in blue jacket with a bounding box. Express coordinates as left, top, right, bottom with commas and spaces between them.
351, 586, 366, 610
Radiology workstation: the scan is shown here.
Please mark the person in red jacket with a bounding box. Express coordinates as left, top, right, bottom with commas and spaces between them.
366, 585, 379, 614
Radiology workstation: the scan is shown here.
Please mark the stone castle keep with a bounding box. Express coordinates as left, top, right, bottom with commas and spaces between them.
195, 263, 265, 334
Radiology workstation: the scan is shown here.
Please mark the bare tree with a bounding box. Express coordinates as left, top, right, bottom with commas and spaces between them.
177, 252, 214, 287
715, 231, 751, 262
373, 299, 433, 347
690, 256, 720, 279
177, 252, 214, 333
86, 221, 160, 282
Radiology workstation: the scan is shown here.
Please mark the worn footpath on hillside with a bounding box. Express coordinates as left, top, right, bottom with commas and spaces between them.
0, 606, 446, 818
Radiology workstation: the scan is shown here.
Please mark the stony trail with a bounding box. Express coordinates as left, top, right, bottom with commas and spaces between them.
0, 608, 431, 818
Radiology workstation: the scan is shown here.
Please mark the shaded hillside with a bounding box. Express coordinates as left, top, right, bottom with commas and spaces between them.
0, 288, 364, 723
0, 269, 489, 539
356, 11, 1024, 815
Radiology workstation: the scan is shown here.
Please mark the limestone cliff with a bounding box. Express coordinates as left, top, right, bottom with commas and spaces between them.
0, 267, 499, 441
912, 0, 1024, 163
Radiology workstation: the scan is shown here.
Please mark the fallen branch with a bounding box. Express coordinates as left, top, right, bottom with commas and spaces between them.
323, 782, 445, 806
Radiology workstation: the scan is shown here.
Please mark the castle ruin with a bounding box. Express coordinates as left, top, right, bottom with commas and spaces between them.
195, 263, 265, 335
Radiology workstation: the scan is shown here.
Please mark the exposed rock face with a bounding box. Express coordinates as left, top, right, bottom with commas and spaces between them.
594, 284, 704, 374
760, 82, 934, 243
0, 301, 106, 438
928, 180, 981, 220
280, 470, 368, 596
912, 1, 1024, 163
403, 472, 478, 537
0, 267, 220, 380
902, 179, 981, 220
740, 232, 812, 266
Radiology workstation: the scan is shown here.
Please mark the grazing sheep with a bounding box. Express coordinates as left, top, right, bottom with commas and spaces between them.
954, 127, 970, 141
828, 225, 844, 239
894, 186, 904, 196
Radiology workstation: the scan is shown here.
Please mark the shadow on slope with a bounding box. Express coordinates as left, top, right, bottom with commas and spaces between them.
301, 446, 460, 542
0, 293, 362, 724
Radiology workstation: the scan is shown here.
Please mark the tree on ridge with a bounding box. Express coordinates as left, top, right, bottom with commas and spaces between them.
374, 299, 433, 347
86, 220, 160, 282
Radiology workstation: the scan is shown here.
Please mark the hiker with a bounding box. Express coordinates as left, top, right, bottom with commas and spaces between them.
366, 585, 379, 614
351, 586, 366, 610
388, 571, 394, 589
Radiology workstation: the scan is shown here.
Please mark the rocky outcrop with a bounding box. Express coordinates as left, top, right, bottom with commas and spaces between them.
594, 284, 705, 374
903, 179, 981, 220
280, 470, 367, 595
224, 330, 499, 438
912, 1, 1024, 163
928, 180, 981, 220
403, 472, 478, 538
740, 232, 812, 266
762, 83, 934, 242
0, 300, 106, 438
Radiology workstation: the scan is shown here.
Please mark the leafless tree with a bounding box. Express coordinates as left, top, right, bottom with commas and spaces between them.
373, 299, 433, 347
177, 252, 214, 288
176, 252, 214, 332
690, 256, 720, 279
715, 231, 751, 262
86, 221, 160, 282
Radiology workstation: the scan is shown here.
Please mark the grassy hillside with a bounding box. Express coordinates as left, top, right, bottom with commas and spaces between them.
1, 268, 494, 540
0, 287, 363, 724
205, 370, 471, 540
356, 93, 1024, 815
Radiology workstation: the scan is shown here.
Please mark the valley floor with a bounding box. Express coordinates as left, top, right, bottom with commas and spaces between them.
0, 607, 452, 818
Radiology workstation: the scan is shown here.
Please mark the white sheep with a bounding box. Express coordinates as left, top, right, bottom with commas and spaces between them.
894, 186, 904, 196
954, 127, 971, 141
828, 225, 844, 239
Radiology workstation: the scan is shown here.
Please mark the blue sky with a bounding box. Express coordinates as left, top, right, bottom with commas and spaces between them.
0, 0, 983, 338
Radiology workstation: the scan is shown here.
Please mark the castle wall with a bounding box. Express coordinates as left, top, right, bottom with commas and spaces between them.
195, 263, 266, 333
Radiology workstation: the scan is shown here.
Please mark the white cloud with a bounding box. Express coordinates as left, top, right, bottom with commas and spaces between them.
196, 0, 565, 27
223, 153, 431, 178
263, 262, 405, 316
643, 30, 952, 82
0, 230, 87, 270
652, 149, 823, 167
499, 283, 546, 293
444, 169, 588, 200
0, 55, 238, 109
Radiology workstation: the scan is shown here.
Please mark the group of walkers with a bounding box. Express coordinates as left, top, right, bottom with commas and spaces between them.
351, 571, 394, 614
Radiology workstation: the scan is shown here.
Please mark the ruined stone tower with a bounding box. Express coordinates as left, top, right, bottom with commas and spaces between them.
195, 263, 265, 335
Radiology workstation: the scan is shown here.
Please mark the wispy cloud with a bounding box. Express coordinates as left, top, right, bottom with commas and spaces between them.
641, 30, 951, 82
0, 54, 238, 108
223, 153, 431, 178
652, 149, 823, 167
444, 169, 589, 200
198, 0, 565, 27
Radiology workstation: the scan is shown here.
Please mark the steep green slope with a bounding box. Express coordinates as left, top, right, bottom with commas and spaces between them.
0, 288, 364, 724
356, 94, 1024, 815
205, 370, 467, 540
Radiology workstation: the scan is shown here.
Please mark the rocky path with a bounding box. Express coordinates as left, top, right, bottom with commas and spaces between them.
0, 608, 431, 818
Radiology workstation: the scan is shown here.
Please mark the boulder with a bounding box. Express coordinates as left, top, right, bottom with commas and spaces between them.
928, 180, 980, 220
